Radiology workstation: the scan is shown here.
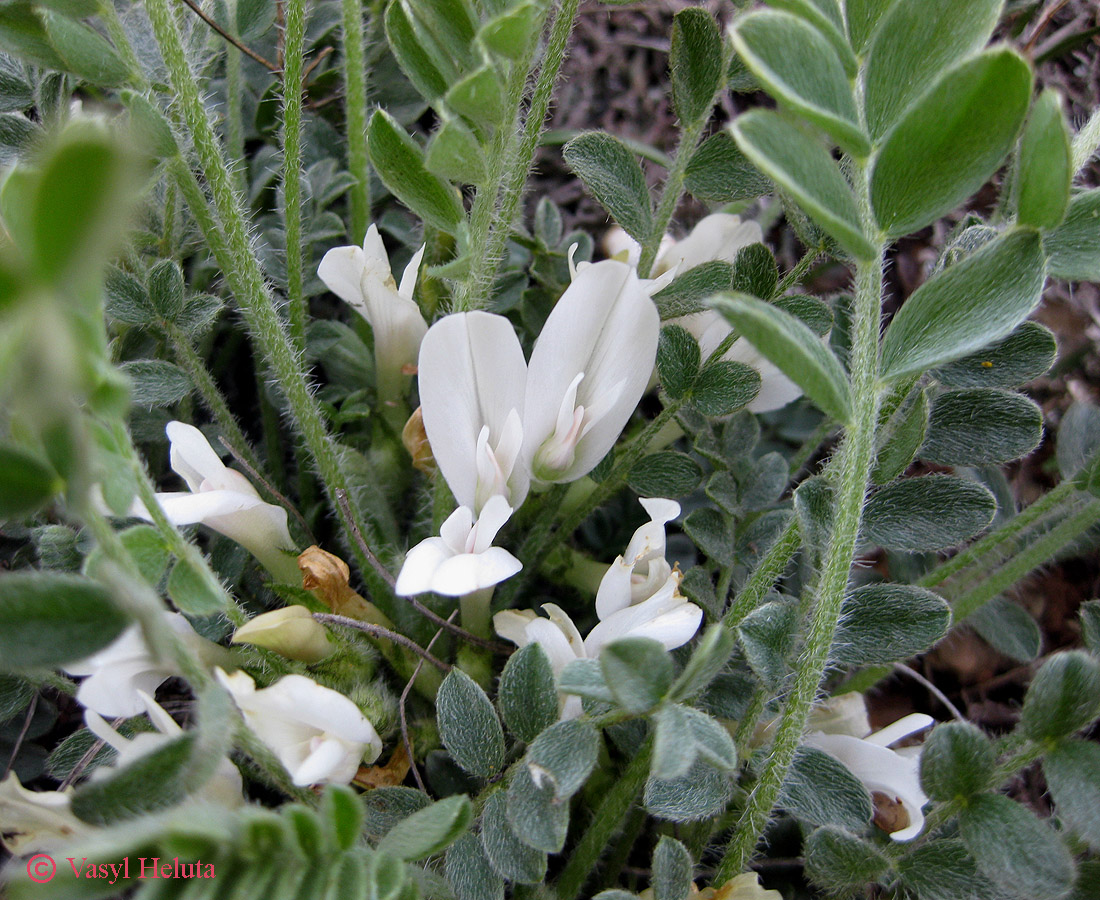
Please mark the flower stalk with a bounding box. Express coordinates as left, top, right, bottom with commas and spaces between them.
340, 0, 371, 243
281, 0, 308, 352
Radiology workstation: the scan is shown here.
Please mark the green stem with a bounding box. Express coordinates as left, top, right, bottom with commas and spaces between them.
734, 687, 769, 760
340, 0, 371, 243
715, 169, 884, 881
224, 0, 245, 179
951, 497, 1100, 621
775, 245, 824, 295
145, 0, 399, 607
555, 738, 653, 900
638, 111, 708, 277
457, 0, 578, 309
724, 517, 800, 627
281, 0, 308, 353
918, 480, 1078, 590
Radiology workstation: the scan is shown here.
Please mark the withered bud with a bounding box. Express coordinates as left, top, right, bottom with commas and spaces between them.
402, 406, 436, 474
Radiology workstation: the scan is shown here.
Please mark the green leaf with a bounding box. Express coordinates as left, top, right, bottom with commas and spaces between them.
0, 111, 37, 164
480, 791, 546, 884
0, 5, 65, 71
919, 721, 995, 802
656, 325, 700, 399
378, 794, 472, 861
40, 9, 129, 86
879, 229, 1047, 381
404, 0, 477, 74
1081, 600, 1100, 656
426, 117, 488, 185
362, 787, 430, 841
933, 321, 1057, 388
691, 361, 761, 417
833, 584, 950, 665
794, 476, 834, 557
121, 91, 177, 162
506, 766, 569, 853
862, 475, 996, 551
0, 443, 61, 517
731, 243, 779, 300
804, 826, 890, 894
1016, 90, 1072, 228
0, 675, 34, 723
730, 110, 875, 260
872, 389, 928, 484
652, 836, 693, 900
236, 0, 275, 40
478, 0, 542, 61
682, 706, 737, 772
445, 65, 507, 131
384, 0, 448, 101
730, 10, 867, 155
1046, 187, 1100, 281
739, 598, 797, 687
863, 0, 1002, 142
670, 625, 735, 701
367, 110, 464, 233
683, 507, 733, 566
30, 134, 132, 285
767, 0, 854, 76
968, 596, 1042, 662
166, 558, 227, 615
627, 451, 703, 498
922, 388, 1043, 466
959, 793, 1076, 900
653, 261, 734, 319
121, 360, 192, 408
436, 668, 505, 778
559, 658, 614, 704
896, 840, 989, 900
1021, 650, 1100, 741
669, 8, 722, 125
147, 259, 185, 321
1057, 401, 1100, 490
652, 704, 699, 780
711, 293, 852, 422
0, 572, 128, 669
321, 785, 364, 851
870, 49, 1033, 237
844, 0, 895, 53
644, 760, 733, 822
684, 132, 771, 203
780, 746, 872, 830
563, 132, 653, 242
1045, 738, 1100, 851
600, 637, 674, 714
526, 719, 599, 800
446, 833, 504, 900
498, 642, 558, 743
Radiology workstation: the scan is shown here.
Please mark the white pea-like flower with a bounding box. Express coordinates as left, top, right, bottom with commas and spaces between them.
803, 703, 934, 842
607, 214, 807, 413
0, 774, 91, 854
318, 224, 427, 402
83, 692, 244, 809
495, 498, 702, 718
63, 612, 206, 718
133, 422, 299, 583
395, 494, 521, 597
215, 668, 382, 786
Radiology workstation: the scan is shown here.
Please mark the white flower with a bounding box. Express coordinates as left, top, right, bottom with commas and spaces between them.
607, 214, 805, 414
318, 224, 427, 401
63, 612, 204, 718
495, 498, 702, 717
395, 494, 521, 596
0, 774, 92, 854
804, 708, 934, 842
134, 422, 298, 582
84, 692, 244, 809
417, 311, 529, 512
215, 668, 382, 786
523, 259, 660, 486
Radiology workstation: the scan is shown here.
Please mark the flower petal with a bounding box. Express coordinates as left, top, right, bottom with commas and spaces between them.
430, 546, 521, 596
657, 213, 762, 272
318, 244, 368, 307
395, 536, 453, 596
419, 311, 529, 510
166, 421, 235, 493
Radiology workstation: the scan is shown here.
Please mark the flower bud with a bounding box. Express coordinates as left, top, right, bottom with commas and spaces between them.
231, 605, 334, 664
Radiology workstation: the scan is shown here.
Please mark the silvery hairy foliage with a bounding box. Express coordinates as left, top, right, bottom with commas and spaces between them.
0, 0, 1099, 898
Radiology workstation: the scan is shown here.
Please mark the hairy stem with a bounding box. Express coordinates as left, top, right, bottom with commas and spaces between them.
716, 168, 883, 880
281, 0, 308, 352
724, 517, 800, 627
1071, 105, 1100, 174
340, 0, 371, 243
144, 0, 398, 609
555, 738, 653, 900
